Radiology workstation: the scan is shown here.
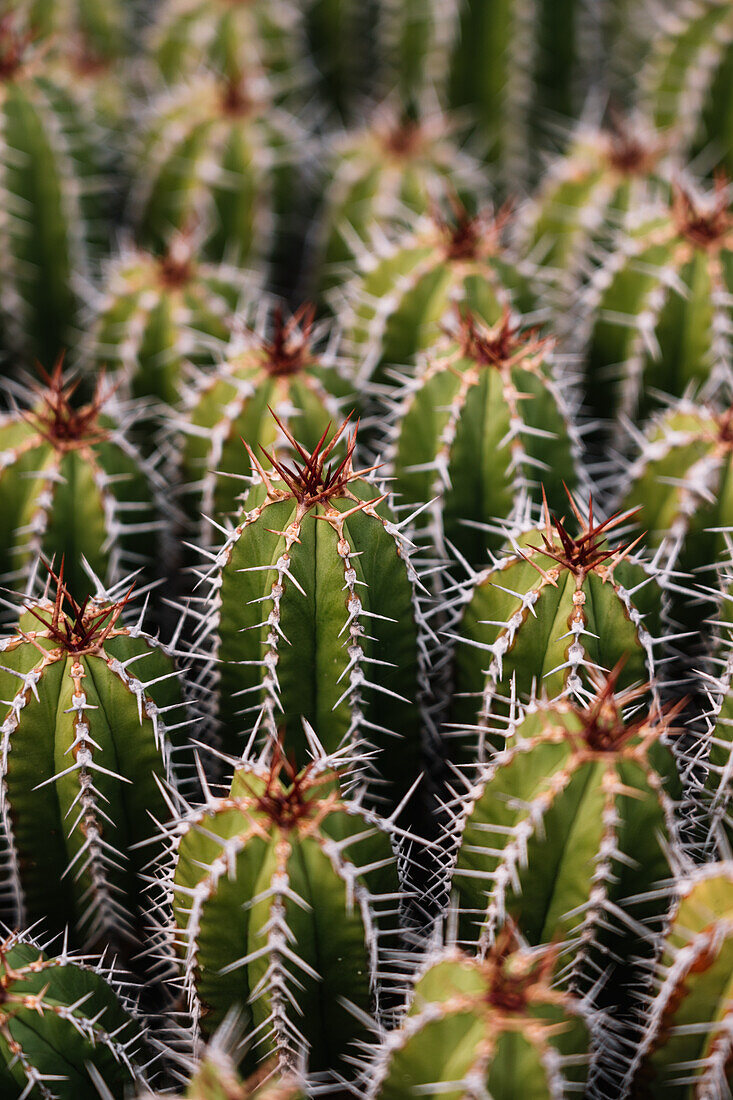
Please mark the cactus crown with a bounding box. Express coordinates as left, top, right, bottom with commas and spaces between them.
602, 112, 662, 176
257, 303, 317, 377
432, 195, 513, 262
25, 360, 110, 449
526, 490, 640, 580
220, 73, 257, 117
671, 174, 732, 249
454, 307, 549, 371
0, 15, 33, 81
25, 563, 133, 654
237, 746, 337, 830
481, 928, 559, 1013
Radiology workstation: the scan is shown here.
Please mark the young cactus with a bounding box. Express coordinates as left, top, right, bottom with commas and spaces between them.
388, 308, 580, 572
341, 198, 538, 390
448, 490, 661, 754
178, 302, 351, 551
0, 571, 188, 948
167, 749, 402, 1084
627, 863, 733, 1098
0, 929, 150, 1099
192, 415, 427, 807
581, 175, 733, 428
0, 364, 163, 601
368, 935, 591, 1100
445, 672, 682, 1000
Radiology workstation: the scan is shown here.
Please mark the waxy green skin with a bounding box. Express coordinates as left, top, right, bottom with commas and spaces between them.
172, 763, 400, 1078
629, 866, 733, 1098
0, 936, 146, 1100
205, 474, 423, 806
368, 948, 590, 1100
389, 325, 578, 571
449, 700, 679, 998
0, 602, 185, 947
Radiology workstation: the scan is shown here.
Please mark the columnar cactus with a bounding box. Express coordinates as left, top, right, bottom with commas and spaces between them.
376, 0, 452, 108
341, 198, 537, 390
0, 364, 163, 599
193, 416, 427, 806
368, 936, 591, 1100
448, 490, 662, 754
388, 308, 580, 571
627, 863, 733, 1098
0, 929, 150, 1099
445, 672, 682, 999
304, 0, 375, 121
130, 71, 302, 272
0, 15, 111, 367
0, 572, 188, 947
168, 751, 401, 1083
178, 302, 351, 550
581, 175, 733, 427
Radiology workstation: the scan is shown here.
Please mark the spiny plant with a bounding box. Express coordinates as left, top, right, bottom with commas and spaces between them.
84, 232, 252, 413
581, 173, 733, 428
387, 307, 580, 572
447, 489, 663, 754
0, 14, 111, 368
130, 70, 303, 273
0, 929, 151, 1100
0, 567, 189, 949
626, 863, 733, 1098
640, 0, 733, 175
0, 362, 163, 600
367, 934, 592, 1100
7, 0, 130, 62
313, 101, 484, 297
177, 301, 352, 551
444, 669, 683, 1002
190, 414, 428, 807
376, 0, 452, 109
304, 0, 376, 122
340, 195, 538, 391
163, 746, 402, 1085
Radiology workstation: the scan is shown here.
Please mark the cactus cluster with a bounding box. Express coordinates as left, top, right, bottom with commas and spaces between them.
2, 1, 733, 1098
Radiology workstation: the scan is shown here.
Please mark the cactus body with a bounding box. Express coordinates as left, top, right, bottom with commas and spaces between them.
194, 419, 425, 806
446, 677, 680, 998
448, 493, 661, 756
377, 0, 451, 108
388, 309, 579, 571
0, 930, 149, 1099
369, 939, 590, 1100
179, 304, 351, 550
0, 368, 162, 599
169, 754, 400, 1082
341, 203, 536, 390
629, 864, 733, 1098
581, 177, 733, 427
0, 577, 187, 947
305, 0, 377, 121
8, 0, 128, 61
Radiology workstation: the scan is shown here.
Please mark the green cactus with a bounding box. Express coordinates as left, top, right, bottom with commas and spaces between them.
581, 175, 733, 428
368, 936, 591, 1100
377, 0, 451, 109
0, 364, 163, 600
446, 672, 682, 999
304, 0, 376, 121
448, 490, 662, 757
0, 571, 188, 948
168, 751, 401, 1082
7, 0, 129, 62
388, 308, 580, 572
192, 416, 427, 807
0, 929, 150, 1099
178, 302, 352, 551
341, 198, 537, 391
627, 863, 733, 1098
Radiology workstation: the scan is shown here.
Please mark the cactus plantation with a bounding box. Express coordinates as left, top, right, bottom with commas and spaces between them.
2, 2, 733, 1098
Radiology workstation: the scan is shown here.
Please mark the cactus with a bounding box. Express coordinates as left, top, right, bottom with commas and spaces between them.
341, 198, 537, 391
312, 102, 483, 297
368, 935, 591, 1100
627, 863, 733, 1098
178, 302, 352, 551
580, 174, 733, 429
167, 749, 402, 1083
8, 0, 129, 62
130, 70, 302, 273
0, 569, 189, 948
376, 1, 452, 109
85, 233, 252, 414
388, 307, 580, 572
0, 364, 163, 600
448, 490, 662, 755
192, 416, 427, 807
640, 0, 733, 175
445, 671, 682, 1000
0, 929, 150, 1099
304, 0, 376, 122
0, 14, 111, 368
